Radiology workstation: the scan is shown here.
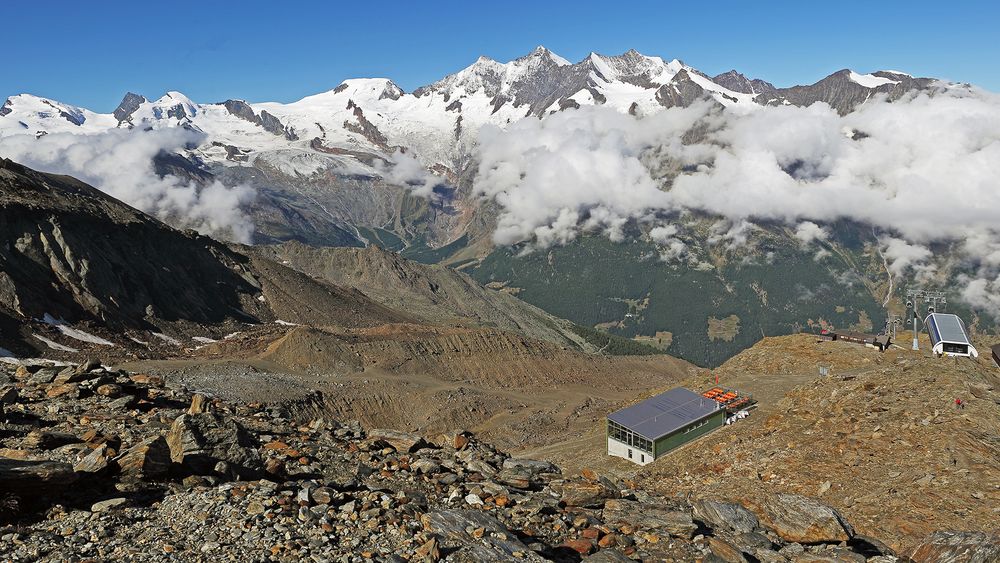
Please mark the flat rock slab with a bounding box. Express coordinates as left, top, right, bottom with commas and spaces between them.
91, 497, 128, 513
561, 480, 619, 508
368, 429, 428, 453
693, 499, 760, 534
757, 493, 854, 544
0, 458, 77, 491
602, 498, 697, 538
421, 509, 544, 561
909, 531, 1000, 563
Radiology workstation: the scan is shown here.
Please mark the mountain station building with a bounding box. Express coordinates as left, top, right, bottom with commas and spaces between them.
925, 313, 978, 358
606, 387, 725, 465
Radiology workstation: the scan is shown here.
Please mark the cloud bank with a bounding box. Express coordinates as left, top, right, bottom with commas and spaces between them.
473, 88, 1000, 314
0, 128, 256, 242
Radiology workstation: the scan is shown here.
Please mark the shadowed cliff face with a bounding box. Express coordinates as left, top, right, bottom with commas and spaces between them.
0, 159, 411, 351
0, 158, 268, 329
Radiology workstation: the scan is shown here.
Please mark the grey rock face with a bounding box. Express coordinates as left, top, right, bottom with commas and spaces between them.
909, 531, 1000, 563
757, 493, 854, 544
602, 498, 698, 538
222, 99, 297, 139
112, 92, 146, 123
712, 70, 777, 96
766, 69, 936, 115
167, 412, 262, 479
693, 498, 760, 534
656, 69, 710, 108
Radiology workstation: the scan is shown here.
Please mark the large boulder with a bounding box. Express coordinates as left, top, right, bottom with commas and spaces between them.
602, 498, 698, 538
421, 509, 544, 561
909, 531, 1000, 563
561, 479, 619, 508
756, 493, 854, 544
497, 458, 560, 490
368, 429, 428, 453
115, 436, 170, 480
167, 413, 262, 479
0, 458, 77, 492
693, 499, 760, 534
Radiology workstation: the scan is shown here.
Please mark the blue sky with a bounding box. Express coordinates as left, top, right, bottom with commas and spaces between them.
3, 0, 996, 111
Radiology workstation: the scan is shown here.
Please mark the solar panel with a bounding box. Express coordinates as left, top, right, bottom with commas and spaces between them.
608, 387, 719, 441
927, 313, 970, 345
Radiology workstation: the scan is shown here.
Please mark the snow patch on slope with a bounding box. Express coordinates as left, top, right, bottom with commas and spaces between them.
848, 71, 899, 88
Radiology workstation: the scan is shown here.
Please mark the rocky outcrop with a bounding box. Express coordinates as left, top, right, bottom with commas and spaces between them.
222, 99, 297, 140
909, 531, 1000, 562
757, 493, 855, 544
693, 499, 760, 534
0, 358, 982, 560
0, 160, 415, 355
602, 498, 698, 539
561, 479, 619, 508
166, 412, 262, 479
0, 458, 77, 492
116, 436, 171, 480
112, 92, 146, 124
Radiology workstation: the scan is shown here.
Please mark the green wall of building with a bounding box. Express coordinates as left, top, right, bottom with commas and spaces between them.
653, 409, 725, 457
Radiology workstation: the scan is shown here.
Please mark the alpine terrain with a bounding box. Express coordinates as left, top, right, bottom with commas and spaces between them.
2, 39, 1000, 563
3, 47, 993, 366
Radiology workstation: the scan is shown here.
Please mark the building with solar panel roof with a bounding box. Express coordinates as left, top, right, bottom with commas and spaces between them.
924, 313, 978, 358
606, 387, 725, 465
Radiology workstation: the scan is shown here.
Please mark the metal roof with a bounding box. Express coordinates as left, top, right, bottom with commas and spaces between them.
608, 387, 720, 441
925, 313, 971, 345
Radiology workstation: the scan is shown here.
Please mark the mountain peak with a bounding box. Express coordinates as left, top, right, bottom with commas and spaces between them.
521, 45, 570, 66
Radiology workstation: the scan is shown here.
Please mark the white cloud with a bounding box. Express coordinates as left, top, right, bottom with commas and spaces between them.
375, 149, 445, 198
960, 274, 1000, 314
472, 87, 1000, 316
794, 221, 829, 246
649, 225, 688, 262
0, 128, 255, 242
474, 102, 713, 247
880, 237, 935, 279
474, 88, 1000, 249
708, 219, 757, 249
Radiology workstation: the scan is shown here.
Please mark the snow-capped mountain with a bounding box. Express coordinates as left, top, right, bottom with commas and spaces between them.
2, 47, 988, 368
0, 47, 936, 173
0, 46, 942, 251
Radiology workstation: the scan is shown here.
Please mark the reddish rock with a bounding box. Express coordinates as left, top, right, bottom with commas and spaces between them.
598, 533, 617, 548
46, 383, 79, 399
116, 436, 170, 480
561, 538, 594, 555
129, 374, 164, 387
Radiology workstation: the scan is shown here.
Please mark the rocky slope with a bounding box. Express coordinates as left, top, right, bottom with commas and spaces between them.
629, 334, 1000, 551
2, 49, 976, 369
3, 358, 996, 562
251, 242, 584, 348
0, 159, 413, 358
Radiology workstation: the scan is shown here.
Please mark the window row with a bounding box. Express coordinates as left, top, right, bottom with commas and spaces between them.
608, 420, 652, 454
